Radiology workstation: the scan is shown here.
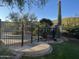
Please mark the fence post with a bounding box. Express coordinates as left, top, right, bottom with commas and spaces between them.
0, 19, 1, 39
31, 23, 33, 44
38, 25, 39, 42
21, 21, 24, 46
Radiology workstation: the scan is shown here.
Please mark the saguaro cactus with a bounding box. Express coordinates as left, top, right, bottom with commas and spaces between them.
57, 0, 62, 38
58, 0, 62, 25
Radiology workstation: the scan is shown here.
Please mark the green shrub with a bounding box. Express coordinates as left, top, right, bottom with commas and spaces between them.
65, 26, 79, 39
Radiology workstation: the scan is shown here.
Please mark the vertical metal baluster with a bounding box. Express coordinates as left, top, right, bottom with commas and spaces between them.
38, 25, 39, 42
21, 21, 24, 46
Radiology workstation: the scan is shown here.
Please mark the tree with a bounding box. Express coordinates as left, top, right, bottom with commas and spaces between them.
9, 12, 20, 22
22, 13, 38, 34
8, 12, 38, 34
0, 0, 48, 12
39, 18, 53, 39
40, 18, 53, 27
8, 12, 22, 34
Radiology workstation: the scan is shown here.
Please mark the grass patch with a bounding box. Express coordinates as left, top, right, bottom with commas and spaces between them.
21, 41, 79, 59
0, 46, 13, 56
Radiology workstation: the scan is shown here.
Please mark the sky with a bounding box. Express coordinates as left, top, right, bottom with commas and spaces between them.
0, 0, 79, 21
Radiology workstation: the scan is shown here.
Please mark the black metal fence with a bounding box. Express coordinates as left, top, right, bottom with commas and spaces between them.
0, 19, 56, 47
0, 20, 34, 46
